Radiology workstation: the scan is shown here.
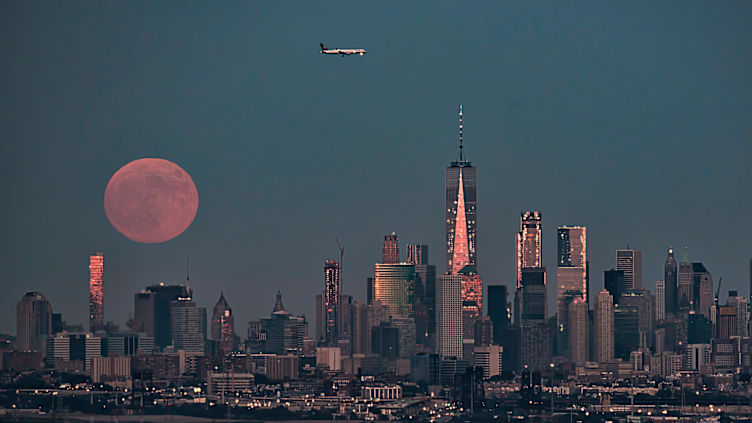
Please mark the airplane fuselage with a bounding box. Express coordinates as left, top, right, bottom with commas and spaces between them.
320, 46, 367, 56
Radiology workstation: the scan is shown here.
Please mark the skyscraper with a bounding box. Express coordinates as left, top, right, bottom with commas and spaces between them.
170, 297, 205, 353
655, 281, 666, 321
693, 263, 713, 318
664, 246, 678, 315
516, 211, 542, 289
595, 289, 614, 364
678, 247, 693, 311
568, 297, 589, 364
89, 252, 104, 332
616, 248, 642, 290
323, 259, 340, 345
458, 265, 483, 339
372, 263, 416, 318
129, 290, 155, 335
516, 267, 547, 326
557, 226, 587, 352
604, 269, 625, 306
446, 105, 477, 275
436, 274, 463, 359
16, 292, 52, 352
382, 233, 399, 264
727, 291, 749, 338
406, 244, 428, 265
143, 283, 192, 348
211, 293, 234, 355
487, 285, 510, 343
263, 291, 306, 355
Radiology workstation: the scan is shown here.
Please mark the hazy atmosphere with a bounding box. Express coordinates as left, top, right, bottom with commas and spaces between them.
2, 1, 751, 334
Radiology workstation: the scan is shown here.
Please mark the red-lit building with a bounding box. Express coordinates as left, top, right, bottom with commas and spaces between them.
89, 253, 104, 332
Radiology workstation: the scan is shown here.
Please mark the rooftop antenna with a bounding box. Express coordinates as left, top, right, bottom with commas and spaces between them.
335, 237, 344, 297
458, 104, 464, 162
185, 256, 190, 287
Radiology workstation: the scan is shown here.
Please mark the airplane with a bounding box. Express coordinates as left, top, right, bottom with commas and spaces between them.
320, 43, 367, 56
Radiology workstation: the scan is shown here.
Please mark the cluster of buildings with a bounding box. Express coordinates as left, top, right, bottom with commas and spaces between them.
4, 107, 752, 417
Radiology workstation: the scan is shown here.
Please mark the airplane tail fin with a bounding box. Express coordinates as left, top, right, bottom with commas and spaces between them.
320, 42, 326, 50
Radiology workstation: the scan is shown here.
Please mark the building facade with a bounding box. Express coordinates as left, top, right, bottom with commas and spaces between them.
595, 289, 614, 364
371, 263, 416, 318
664, 246, 678, 315
557, 226, 587, 353
616, 249, 642, 290
516, 211, 542, 289
446, 105, 476, 275
16, 292, 52, 352
436, 274, 463, 358
89, 252, 104, 332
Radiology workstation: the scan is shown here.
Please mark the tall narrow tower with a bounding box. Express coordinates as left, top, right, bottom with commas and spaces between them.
446, 105, 477, 275
516, 211, 542, 289
89, 252, 104, 332
323, 260, 341, 345
664, 246, 677, 315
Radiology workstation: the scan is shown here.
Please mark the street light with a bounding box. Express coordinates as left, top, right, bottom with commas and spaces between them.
550, 363, 555, 414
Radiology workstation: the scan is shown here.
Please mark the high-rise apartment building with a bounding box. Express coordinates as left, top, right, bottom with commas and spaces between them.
516, 212, 542, 288
678, 247, 693, 311
595, 289, 614, 364
382, 233, 399, 264
655, 281, 666, 321
89, 252, 104, 332
371, 263, 416, 318
446, 105, 476, 275
170, 297, 205, 353
436, 274, 463, 359
406, 244, 428, 265
616, 248, 642, 290
568, 297, 589, 364
16, 292, 52, 352
557, 226, 587, 352
664, 246, 678, 315
322, 260, 340, 345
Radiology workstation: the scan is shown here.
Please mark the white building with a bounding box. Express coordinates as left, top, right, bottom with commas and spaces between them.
316, 346, 341, 371
436, 275, 462, 359
684, 344, 711, 371
473, 345, 503, 379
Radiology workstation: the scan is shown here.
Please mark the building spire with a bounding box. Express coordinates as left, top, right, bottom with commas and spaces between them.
458, 104, 464, 162
185, 256, 190, 286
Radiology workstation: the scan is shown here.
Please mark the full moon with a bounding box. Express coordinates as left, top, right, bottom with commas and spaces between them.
104, 158, 199, 244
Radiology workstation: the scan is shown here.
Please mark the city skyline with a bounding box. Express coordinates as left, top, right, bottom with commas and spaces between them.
2, 2, 752, 337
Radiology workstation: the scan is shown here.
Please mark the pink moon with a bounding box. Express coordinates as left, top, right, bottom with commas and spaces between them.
104, 158, 199, 244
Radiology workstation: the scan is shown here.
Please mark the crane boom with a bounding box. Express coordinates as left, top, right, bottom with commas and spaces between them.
715, 277, 723, 306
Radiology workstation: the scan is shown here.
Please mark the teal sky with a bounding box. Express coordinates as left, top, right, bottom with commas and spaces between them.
1, 1, 751, 334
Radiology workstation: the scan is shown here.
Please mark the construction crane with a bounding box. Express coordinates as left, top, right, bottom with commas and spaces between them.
714, 277, 723, 307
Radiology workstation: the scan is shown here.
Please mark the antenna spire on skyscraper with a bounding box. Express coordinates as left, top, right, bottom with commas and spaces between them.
186, 256, 190, 286
458, 104, 464, 162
